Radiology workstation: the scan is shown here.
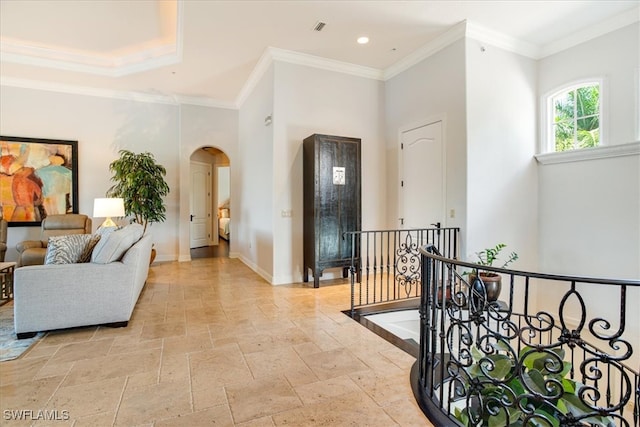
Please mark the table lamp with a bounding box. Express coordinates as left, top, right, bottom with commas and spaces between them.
93, 198, 125, 228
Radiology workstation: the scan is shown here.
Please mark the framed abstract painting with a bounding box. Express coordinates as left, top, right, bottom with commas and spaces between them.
0, 136, 79, 226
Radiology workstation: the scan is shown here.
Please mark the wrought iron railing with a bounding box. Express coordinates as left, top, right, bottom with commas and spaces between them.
413, 245, 640, 427
344, 227, 459, 316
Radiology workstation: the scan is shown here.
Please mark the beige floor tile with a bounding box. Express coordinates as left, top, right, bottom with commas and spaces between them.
243, 347, 308, 379
45, 376, 126, 419
271, 390, 396, 426
351, 370, 414, 406
21, 341, 59, 360
109, 337, 162, 355
236, 415, 276, 427
0, 357, 49, 386
73, 411, 117, 427
37, 328, 97, 347
160, 352, 189, 383
125, 370, 159, 391
1, 258, 430, 426
155, 405, 234, 427
140, 321, 186, 341
62, 348, 161, 387
299, 347, 370, 380
291, 341, 322, 356
33, 360, 74, 380
189, 345, 253, 387
293, 375, 361, 405
163, 333, 213, 355
226, 376, 302, 424
383, 398, 435, 426
47, 338, 114, 364
236, 327, 310, 354
0, 376, 64, 413
114, 380, 191, 426
191, 379, 227, 411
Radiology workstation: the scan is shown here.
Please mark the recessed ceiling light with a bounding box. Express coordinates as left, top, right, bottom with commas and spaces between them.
357, 36, 369, 45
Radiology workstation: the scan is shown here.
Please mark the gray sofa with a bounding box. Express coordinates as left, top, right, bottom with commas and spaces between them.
14, 231, 152, 338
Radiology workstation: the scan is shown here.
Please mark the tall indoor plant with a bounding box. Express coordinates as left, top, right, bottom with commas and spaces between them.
106, 150, 170, 233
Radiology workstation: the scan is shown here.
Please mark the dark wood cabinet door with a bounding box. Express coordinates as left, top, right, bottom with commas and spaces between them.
303, 134, 361, 287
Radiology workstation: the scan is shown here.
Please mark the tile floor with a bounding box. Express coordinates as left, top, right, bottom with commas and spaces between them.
0, 257, 432, 426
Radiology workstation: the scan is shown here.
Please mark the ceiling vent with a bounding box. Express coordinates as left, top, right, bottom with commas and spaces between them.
313, 21, 326, 32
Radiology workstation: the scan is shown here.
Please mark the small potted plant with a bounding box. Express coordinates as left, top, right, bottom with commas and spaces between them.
468, 243, 518, 302
106, 150, 170, 263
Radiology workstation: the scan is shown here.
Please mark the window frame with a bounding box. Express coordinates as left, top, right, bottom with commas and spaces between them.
540, 77, 607, 155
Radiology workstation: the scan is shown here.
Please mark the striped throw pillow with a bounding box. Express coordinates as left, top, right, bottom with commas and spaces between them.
44, 234, 102, 265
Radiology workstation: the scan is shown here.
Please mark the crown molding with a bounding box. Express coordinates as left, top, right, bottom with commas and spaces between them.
539, 6, 639, 59
383, 20, 468, 80
465, 22, 540, 58
234, 47, 275, 109
0, 0, 184, 77
175, 95, 236, 110
0, 76, 178, 105
0, 76, 236, 109
268, 47, 383, 81
235, 46, 384, 108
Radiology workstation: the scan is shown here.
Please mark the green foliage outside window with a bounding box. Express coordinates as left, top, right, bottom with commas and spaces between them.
553, 84, 600, 152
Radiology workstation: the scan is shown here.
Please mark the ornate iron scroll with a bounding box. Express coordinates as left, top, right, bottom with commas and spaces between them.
413, 246, 639, 427
395, 231, 422, 297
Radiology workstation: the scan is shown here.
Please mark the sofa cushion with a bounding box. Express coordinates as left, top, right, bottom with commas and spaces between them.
91, 224, 144, 264
44, 234, 101, 265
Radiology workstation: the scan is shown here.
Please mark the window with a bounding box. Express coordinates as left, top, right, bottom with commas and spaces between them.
549, 82, 601, 152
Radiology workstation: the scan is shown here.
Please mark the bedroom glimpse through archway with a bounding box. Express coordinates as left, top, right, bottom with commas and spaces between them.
189, 146, 230, 259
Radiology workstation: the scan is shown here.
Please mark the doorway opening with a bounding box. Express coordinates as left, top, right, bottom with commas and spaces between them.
189, 147, 230, 259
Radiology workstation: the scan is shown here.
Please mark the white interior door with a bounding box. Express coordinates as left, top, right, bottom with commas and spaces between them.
190, 161, 211, 248
401, 121, 445, 229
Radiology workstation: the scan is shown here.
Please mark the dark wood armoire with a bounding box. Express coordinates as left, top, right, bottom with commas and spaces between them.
303, 134, 361, 288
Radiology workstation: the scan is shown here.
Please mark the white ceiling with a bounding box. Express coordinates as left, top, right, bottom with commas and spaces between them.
1, 0, 638, 108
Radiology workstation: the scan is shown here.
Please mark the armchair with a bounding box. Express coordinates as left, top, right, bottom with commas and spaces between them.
16, 214, 92, 267
0, 218, 7, 262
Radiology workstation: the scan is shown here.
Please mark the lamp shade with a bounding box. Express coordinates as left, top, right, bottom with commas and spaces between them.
93, 198, 125, 218
93, 198, 125, 227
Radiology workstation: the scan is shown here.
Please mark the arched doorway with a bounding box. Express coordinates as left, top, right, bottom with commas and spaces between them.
189, 146, 230, 259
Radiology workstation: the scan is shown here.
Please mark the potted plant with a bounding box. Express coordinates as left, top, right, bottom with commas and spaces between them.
106, 150, 170, 262
468, 243, 518, 302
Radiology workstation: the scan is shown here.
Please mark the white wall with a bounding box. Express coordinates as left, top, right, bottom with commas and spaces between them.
0, 86, 180, 262
237, 65, 275, 279
178, 104, 237, 260
217, 166, 230, 206
536, 23, 640, 367
270, 61, 386, 284
465, 38, 539, 271
536, 24, 639, 278
384, 39, 468, 246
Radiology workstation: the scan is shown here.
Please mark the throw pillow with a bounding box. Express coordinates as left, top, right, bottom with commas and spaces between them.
44, 234, 102, 265
91, 223, 144, 264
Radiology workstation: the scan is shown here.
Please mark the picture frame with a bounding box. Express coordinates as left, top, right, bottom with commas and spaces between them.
0, 136, 79, 227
